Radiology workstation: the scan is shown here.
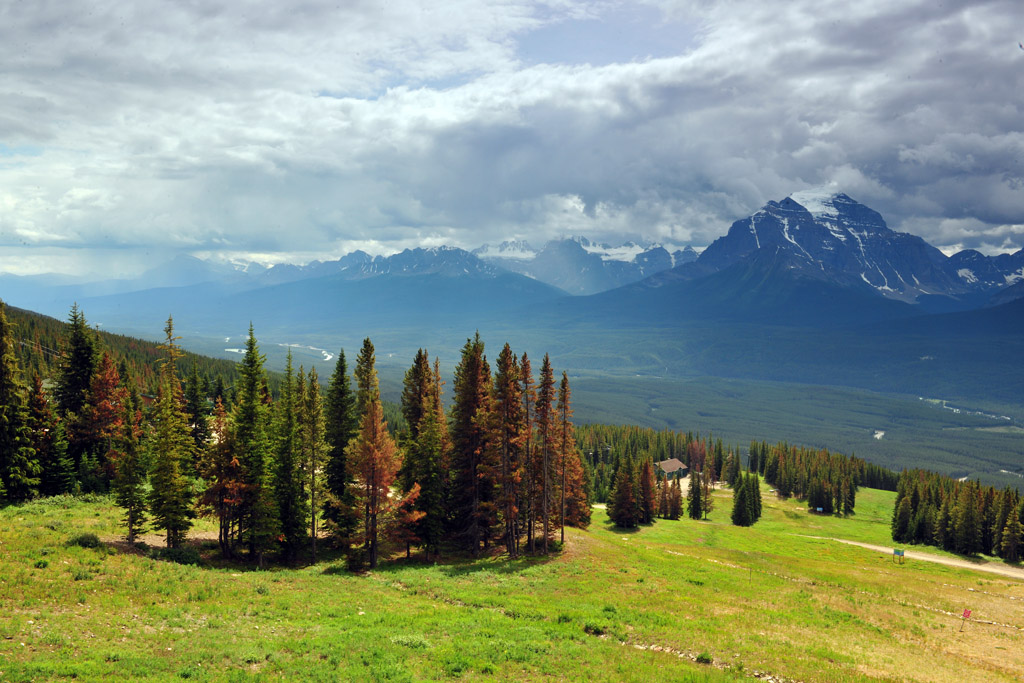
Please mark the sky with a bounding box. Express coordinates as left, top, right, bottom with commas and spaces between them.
1, 0, 1022, 277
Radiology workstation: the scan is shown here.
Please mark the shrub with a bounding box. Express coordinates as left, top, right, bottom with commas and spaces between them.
151, 547, 201, 566
34, 559, 49, 569
67, 533, 102, 549
696, 652, 713, 664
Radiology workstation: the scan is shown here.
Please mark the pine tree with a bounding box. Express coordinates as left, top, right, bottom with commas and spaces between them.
71, 352, 127, 491
112, 400, 146, 543
354, 338, 377, 421
410, 360, 448, 560
348, 348, 401, 569
1001, 504, 1023, 562
731, 475, 752, 526
558, 371, 589, 532
55, 303, 98, 420
687, 466, 703, 520
668, 477, 683, 520
450, 333, 493, 554
324, 348, 358, 544
184, 359, 211, 455
199, 398, 243, 557
147, 317, 195, 548
401, 349, 431, 441
0, 301, 39, 502
519, 353, 537, 551
639, 459, 656, 525
300, 367, 328, 563
481, 344, 525, 557
657, 478, 669, 518
27, 371, 70, 496
701, 457, 716, 520
232, 324, 277, 567
534, 354, 556, 551
273, 352, 307, 564
609, 459, 639, 528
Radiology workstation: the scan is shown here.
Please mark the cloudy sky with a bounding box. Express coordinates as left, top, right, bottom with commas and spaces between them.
1, 0, 1022, 277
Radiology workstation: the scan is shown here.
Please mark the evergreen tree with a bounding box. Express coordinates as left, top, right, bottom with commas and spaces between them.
449, 333, 493, 555
27, 372, 71, 496
71, 352, 127, 491
184, 359, 211, 455
701, 460, 715, 520
519, 353, 537, 550
300, 367, 328, 563
354, 338, 377, 420
534, 354, 556, 551
0, 302, 39, 502
112, 400, 146, 543
199, 398, 244, 557
1001, 504, 1023, 563
481, 344, 525, 557
639, 459, 656, 525
410, 359, 448, 560
401, 349, 431, 441
609, 459, 639, 528
668, 476, 683, 520
348, 349, 401, 569
324, 348, 358, 544
687, 467, 703, 520
55, 303, 98, 420
147, 317, 195, 548
558, 371, 589, 531
731, 475, 752, 526
273, 352, 307, 564
232, 324, 277, 567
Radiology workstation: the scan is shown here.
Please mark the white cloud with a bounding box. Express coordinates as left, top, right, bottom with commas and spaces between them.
1, 0, 1022, 275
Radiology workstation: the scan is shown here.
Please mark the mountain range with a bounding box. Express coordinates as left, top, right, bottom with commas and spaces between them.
2, 190, 1022, 408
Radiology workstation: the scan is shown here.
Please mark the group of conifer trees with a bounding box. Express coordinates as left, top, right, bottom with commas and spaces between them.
891, 470, 1023, 561
0, 300, 589, 568
604, 435, 759, 528
752, 441, 897, 515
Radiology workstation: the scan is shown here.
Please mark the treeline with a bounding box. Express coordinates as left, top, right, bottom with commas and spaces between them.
892, 470, 1023, 561
9, 304, 243, 397
752, 441, 899, 515
0, 301, 588, 568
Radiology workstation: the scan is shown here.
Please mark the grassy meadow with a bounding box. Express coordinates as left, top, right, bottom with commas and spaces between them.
2, 486, 1022, 682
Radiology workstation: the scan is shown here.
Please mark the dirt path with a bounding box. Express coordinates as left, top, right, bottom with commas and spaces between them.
815, 537, 1024, 581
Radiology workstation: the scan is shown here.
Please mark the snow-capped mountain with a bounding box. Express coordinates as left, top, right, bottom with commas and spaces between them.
697, 190, 967, 302
474, 237, 692, 294
471, 240, 537, 261
948, 248, 1024, 290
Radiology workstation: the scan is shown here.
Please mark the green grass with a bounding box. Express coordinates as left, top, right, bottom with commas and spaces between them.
2, 489, 1023, 682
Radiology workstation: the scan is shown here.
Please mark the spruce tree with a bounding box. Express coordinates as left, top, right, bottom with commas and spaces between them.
147, 317, 195, 548
300, 367, 328, 563
55, 303, 98, 420
184, 359, 211, 454
449, 333, 493, 554
731, 475, 751, 526
354, 338, 377, 420
668, 476, 683, 520
112, 401, 146, 543
27, 372, 70, 496
687, 466, 703, 520
410, 360, 448, 560
273, 352, 307, 564
609, 459, 639, 528
519, 353, 537, 551
1001, 504, 1023, 562
0, 301, 39, 502
232, 324, 277, 567
324, 348, 358, 544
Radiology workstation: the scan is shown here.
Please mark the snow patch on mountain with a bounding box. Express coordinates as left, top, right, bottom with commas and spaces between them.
789, 187, 841, 220
472, 240, 536, 260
